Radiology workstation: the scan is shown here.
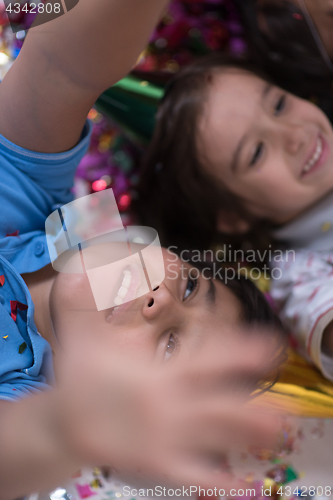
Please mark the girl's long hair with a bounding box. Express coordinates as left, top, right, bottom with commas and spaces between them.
235, 0, 333, 100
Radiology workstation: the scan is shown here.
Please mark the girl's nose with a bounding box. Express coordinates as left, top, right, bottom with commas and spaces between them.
141, 282, 176, 320
284, 123, 307, 155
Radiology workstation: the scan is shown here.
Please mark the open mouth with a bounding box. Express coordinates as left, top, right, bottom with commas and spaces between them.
301, 135, 324, 176
107, 264, 145, 320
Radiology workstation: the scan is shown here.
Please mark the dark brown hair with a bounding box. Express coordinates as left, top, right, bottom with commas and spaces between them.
235, 0, 333, 102
136, 53, 273, 253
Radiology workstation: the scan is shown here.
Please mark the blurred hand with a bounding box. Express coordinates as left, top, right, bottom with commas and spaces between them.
55, 328, 284, 490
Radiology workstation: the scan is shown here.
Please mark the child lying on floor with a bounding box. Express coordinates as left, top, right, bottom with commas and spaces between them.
0, 2, 285, 499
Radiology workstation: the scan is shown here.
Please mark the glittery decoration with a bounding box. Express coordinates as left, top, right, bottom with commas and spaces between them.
6, 230, 19, 237
284, 465, 299, 483
75, 483, 96, 499
267, 464, 299, 485
3, 335, 8, 339
91, 478, 103, 488
18, 342, 27, 354
0, 275, 4, 286
10, 300, 28, 321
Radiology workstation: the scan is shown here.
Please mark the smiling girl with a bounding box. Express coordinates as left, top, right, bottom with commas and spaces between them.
138, 53, 333, 381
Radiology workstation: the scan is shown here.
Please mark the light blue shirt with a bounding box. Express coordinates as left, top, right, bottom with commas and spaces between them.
0, 121, 92, 401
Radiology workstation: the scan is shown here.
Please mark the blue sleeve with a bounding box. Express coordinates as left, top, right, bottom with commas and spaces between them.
0, 256, 55, 402
0, 121, 93, 274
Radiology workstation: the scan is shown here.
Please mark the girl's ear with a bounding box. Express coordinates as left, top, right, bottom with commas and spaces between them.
216, 210, 252, 234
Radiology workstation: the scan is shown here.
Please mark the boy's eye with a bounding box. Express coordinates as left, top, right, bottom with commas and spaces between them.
183, 275, 198, 300
274, 95, 286, 115
250, 142, 264, 167
164, 333, 178, 361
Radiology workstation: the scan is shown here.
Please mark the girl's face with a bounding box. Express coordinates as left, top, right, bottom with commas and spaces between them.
50, 248, 241, 364
199, 69, 333, 225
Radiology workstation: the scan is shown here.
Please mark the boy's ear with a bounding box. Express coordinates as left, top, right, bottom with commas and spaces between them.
216, 210, 252, 235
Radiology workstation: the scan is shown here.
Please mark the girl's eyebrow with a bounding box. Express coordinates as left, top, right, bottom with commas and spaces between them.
231, 82, 272, 173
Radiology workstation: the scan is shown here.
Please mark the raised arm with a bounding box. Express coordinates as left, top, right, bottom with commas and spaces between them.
0, 0, 169, 153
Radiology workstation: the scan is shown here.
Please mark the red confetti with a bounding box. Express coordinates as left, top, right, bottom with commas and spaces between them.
10, 300, 28, 321
92, 179, 107, 192
118, 193, 131, 211
6, 230, 19, 237
0, 275, 4, 286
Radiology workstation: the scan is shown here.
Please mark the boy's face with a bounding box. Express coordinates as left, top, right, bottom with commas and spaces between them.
199, 69, 333, 225
49, 249, 242, 363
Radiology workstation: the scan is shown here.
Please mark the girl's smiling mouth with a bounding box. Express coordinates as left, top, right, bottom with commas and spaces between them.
301, 134, 330, 177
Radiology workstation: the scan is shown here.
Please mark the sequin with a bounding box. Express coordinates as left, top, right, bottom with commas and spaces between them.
10, 300, 28, 321
18, 342, 27, 354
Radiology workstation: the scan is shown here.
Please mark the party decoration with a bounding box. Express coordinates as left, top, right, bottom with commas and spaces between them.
0, 275, 4, 286
18, 341, 27, 354
10, 300, 28, 321
253, 350, 333, 418
75, 484, 96, 499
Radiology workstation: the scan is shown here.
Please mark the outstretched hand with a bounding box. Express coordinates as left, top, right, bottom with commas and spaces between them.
56, 327, 284, 490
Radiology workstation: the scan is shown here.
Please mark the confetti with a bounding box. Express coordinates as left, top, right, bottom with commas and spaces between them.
18, 342, 27, 354
3, 335, 8, 339
0, 275, 4, 286
6, 230, 19, 237
91, 479, 103, 489
10, 300, 28, 321
76, 484, 96, 499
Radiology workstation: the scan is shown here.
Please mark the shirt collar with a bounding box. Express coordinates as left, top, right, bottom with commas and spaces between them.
272, 190, 333, 251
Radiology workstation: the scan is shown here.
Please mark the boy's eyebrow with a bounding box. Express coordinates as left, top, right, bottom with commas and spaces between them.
231, 82, 272, 173
205, 279, 216, 306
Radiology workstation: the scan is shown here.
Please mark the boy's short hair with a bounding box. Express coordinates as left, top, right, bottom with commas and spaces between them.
192, 260, 288, 389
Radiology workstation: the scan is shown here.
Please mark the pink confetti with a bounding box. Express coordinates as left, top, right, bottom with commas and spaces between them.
75, 484, 97, 499
0, 275, 4, 286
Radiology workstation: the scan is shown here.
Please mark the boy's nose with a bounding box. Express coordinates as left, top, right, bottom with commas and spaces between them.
141, 282, 177, 320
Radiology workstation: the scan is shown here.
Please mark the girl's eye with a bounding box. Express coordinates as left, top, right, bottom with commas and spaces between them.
250, 142, 264, 167
274, 95, 286, 115
164, 333, 178, 361
183, 275, 198, 300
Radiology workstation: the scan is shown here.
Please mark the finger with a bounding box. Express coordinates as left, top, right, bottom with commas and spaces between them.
161, 458, 247, 496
